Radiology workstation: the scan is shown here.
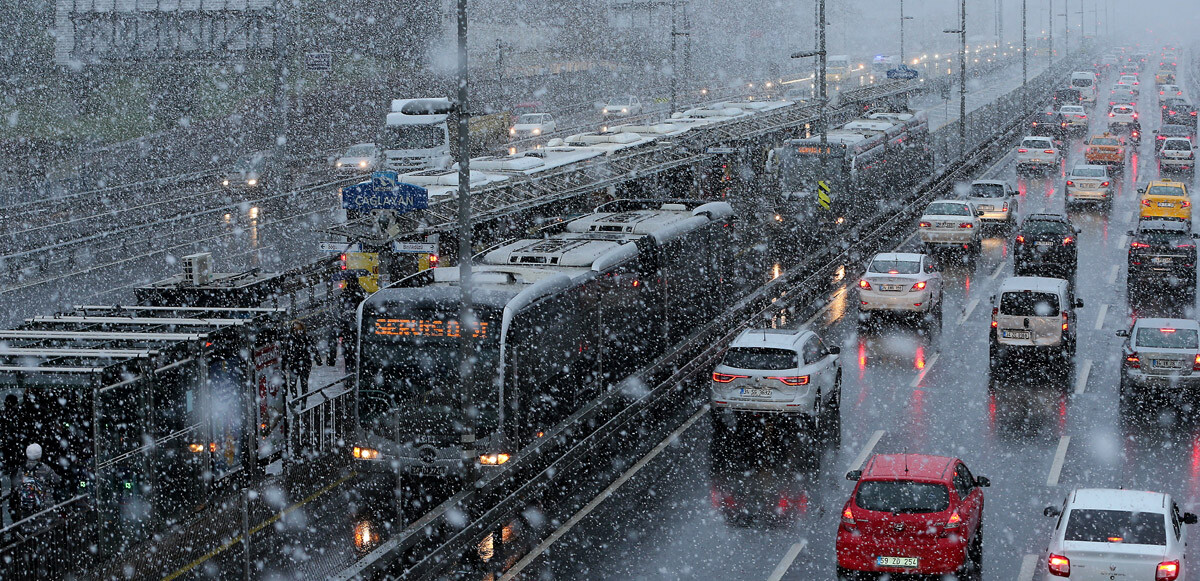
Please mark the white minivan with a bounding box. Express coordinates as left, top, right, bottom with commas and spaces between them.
1070, 71, 1098, 105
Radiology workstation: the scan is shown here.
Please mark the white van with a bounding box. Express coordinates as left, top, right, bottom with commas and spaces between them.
1070, 71, 1098, 105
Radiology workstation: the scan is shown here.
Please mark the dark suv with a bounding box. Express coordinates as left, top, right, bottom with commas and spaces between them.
1162, 101, 1198, 128
1127, 219, 1198, 295
1013, 213, 1079, 279
1031, 107, 1069, 142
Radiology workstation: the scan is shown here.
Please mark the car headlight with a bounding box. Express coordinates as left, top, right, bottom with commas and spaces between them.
479, 453, 510, 465
602, 108, 609, 114
222, 179, 230, 186
336, 162, 343, 168
359, 160, 368, 167
509, 127, 516, 135
353, 446, 380, 460
621, 108, 628, 113
247, 179, 258, 186
532, 128, 541, 135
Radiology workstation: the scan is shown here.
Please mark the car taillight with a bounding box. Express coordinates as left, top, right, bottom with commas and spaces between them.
911, 281, 927, 291
1157, 560, 1181, 581
1018, 148, 1029, 153
1110, 112, 1115, 117
1170, 110, 1178, 115
1048, 554, 1070, 577
991, 307, 998, 329
1063, 236, 1074, 245
1131, 241, 1150, 248
1125, 352, 1141, 368
712, 372, 747, 383
1184, 201, 1192, 208
1016, 235, 1026, 243
1044, 149, 1056, 154
1066, 180, 1075, 186
920, 221, 931, 228
1101, 181, 1110, 187
770, 375, 810, 386
1143, 199, 1153, 206
1062, 312, 1069, 331
945, 511, 963, 528
1194, 354, 1200, 372
959, 222, 974, 228
859, 279, 872, 290
842, 507, 855, 526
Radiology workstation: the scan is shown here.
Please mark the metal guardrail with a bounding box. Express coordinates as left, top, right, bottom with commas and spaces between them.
0, 494, 96, 580
332, 53, 1089, 581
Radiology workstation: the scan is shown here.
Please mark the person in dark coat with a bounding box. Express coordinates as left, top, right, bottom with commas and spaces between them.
10, 443, 61, 523
337, 278, 366, 372
284, 321, 316, 395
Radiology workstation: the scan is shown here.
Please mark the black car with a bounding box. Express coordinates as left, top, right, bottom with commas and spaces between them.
1013, 213, 1079, 279
1052, 88, 1083, 108
1031, 108, 1069, 142
1155, 123, 1195, 151
1127, 219, 1198, 294
1163, 103, 1199, 128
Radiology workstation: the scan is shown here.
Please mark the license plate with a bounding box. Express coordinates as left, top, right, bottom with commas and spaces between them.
739, 388, 772, 398
881, 284, 905, 291
1151, 257, 1173, 264
1153, 359, 1185, 369
976, 205, 993, 211
936, 221, 956, 228
876, 556, 918, 568
1158, 202, 1175, 208
1001, 329, 1031, 339
1036, 241, 1053, 248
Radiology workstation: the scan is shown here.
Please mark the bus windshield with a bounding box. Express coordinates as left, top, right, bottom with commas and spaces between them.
778, 146, 845, 193
358, 305, 503, 437
383, 124, 446, 150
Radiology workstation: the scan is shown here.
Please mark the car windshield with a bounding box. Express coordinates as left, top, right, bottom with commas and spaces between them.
233, 154, 266, 172
518, 114, 548, 124
1164, 140, 1192, 151
868, 259, 921, 274
345, 144, 374, 156
1146, 185, 1187, 197
925, 202, 971, 216
1136, 327, 1199, 349
1061, 107, 1084, 114
1071, 79, 1092, 87
609, 97, 635, 105
1136, 227, 1188, 245
1072, 167, 1107, 178
1022, 139, 1051, 149
1021, 219, 1071, 235
1161, 126, 1189, 136
1064, 509, 1167, 546
1112, 107, 1134, 115
970, 183, 1007, 198
1091, 138, 1119, 146
721, 347, 798, 370
855, 481, 950, 514
1000, 291, 1060, 317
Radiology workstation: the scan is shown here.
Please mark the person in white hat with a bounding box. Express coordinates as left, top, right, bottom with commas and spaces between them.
11, 443, 62, 522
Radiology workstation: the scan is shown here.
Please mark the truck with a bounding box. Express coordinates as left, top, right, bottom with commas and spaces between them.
380, 98, 510, 172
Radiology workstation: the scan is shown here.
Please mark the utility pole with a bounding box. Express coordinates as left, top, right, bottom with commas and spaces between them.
1022, 0, 1028, 110
792, 0, 827, 220
1048, 0, 1054, 67
900, 0, 913, 65
945, 0, 967, 153
454, 0, 477, 486
669, 1, 689, 114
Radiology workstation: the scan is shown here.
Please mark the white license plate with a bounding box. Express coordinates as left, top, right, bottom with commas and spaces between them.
1153, 359, 1185, 369
936, 222, 956, 228
1001, 329, 1031, 339
876, 556, 918, 568
1036, 241, 1053, 248
1158, 202, 1175, 208
1151, 257, 1173, 264
976, 205, 993, 211
739, 388, 772, 398
881, 284, 905, 291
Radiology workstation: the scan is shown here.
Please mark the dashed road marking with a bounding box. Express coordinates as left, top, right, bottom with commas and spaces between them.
989, 262, 1005, 280
1047, 436, 1071, 486
1122, 209, 1134, 223
1018, 554, 1039, 581
1118, 234, 1130, 248
910, 352, 940, 389
1107, 265, 1119, 285
957, 297, 980, 326
804, 287, 848, 327
1075, 359, 1093, 395
499, 405, 709, 581
848, 430, 886, 473
766, 540, 808, 581
1095, 303, 1109, 330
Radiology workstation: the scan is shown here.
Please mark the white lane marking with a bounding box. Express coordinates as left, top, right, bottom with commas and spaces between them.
1075, 359, 1093, 395
1095, 303, 1109, 330
766, 540, 808, 581
1107, 265, 1119, 285
499, 405, 709, 581
1118, 234, 1130, 248
901, 230, 919, 247
1018, 554, 1039, 581
989, 262, 1005, 280
957, 297, 980, 326
910, 352, 940, 389
1122, 209, 1134, 223
804, 287, 848, 327
848, 430, 886, 473
1047, 436, 1071, 487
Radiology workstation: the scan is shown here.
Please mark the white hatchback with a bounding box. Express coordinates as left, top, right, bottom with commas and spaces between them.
1043, 488, 1196, 581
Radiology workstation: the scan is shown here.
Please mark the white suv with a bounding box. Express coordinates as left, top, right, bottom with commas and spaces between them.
989, 276, 1083, 377
965, 179, 1018, 229
1016, 136, 1062, 173
710, 328, 842, 441
1043, 488, 1196, 581
1117, 318, 1200, 413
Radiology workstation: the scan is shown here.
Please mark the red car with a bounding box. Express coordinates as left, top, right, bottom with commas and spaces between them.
836, 454, 989, 579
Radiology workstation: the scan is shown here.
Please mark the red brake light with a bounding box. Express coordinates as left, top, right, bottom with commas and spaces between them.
1158, 560, 1180, 581
1170, 110, 1178, 115
712, 372, 747, 383
1048, 554, 1070, 577
770, 375, 810, 386
959, 222, 974, 229
859, 279, 872, 290
1110, 112, 1115, 117
1063, 236, 1074, 245
919, 221, 931, 228
1184, 201, 1192, 208
1066, 180, 1074, 186
911, 281, 927, 291
1194, 354, 1200, 372
1126, 352, 1141, 368
1143, 199, 1153, 207
991, 307, 998, 328
1044, 149, 1056, 154
1016, 235, 1025, 243
842, 507, 855, 525
1018, 148, 1029, 153
945, 511, 963, 528
1131, 241, 1150, 248
1062, 312, 1069, 331
1101, 181, 1110, 187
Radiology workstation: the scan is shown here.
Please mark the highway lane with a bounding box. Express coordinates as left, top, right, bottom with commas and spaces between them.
516, 63, 1200, 580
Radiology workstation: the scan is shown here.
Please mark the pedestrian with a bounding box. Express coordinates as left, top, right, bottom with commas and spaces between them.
338, 277, 366, 371
283, 321, 316, 395
10, 443, 62, 523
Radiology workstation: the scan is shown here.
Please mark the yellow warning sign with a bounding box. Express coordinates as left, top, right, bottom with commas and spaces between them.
817, 180, 831, 210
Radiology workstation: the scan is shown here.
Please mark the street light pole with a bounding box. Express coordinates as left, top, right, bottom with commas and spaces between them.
1048, 0, 1053, 67
454, 0, 477, 485
944, 0, 967, 153
900, 0, 914, 65
669, 1, 689, 114
1022, 0, 1028, 110
792, 0, 827, 221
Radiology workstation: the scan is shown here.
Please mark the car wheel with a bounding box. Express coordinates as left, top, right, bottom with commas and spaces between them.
822, 374, 842, 446
969, 525, 984, 572
989, 341, 1003, 379
836, 566, 857, 581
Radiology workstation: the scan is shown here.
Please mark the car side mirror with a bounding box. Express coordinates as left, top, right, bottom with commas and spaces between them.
977, 209, 987, 216
1044, 506, 1062, 517
846, 470, 862, 481
1116, 329, 1130, 337
1075, 299, 1085, 308
1127, 230, 1136, 236
1193, 233, 1200, 239
1186, 513, 1198, 525
975, 476, 991, 487
1074, 227, 1081, 234
827, 346, 841, 356
1137, 187, 1146, 194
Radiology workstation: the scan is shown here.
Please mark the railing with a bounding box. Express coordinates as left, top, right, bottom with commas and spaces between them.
288, 375, 355, 463
0, 494, 95, 580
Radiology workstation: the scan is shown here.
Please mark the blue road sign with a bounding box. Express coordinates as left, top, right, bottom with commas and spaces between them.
886, 65, 919, 80
341, 173, 429, 212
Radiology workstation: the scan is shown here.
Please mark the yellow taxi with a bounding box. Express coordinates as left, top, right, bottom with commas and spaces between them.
1084, 133, 1125, 170
1138, 179, 1191, 223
